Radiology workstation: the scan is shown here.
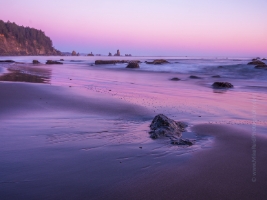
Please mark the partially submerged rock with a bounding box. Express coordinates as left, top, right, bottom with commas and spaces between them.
32, 60, 40, 64
149, 114, 195, 145
252, 59, 267, 69
46, 60, 63, 65
95, 60, 140, 65
171, 138, 194, 146
189, 75, 202, 79
211, 75, 221, 78
255, 65, 267, 69
248, 60, 265, 65
0, 60, 15, 63
60, 59, 64, 61
126, 62, 139, 68
212, 82, 233, 88
95, 60, 123, 65
170, 77, 180, 81
145, 59, 169, 65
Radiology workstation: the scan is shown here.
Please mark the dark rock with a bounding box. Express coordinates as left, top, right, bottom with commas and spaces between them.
145, 59, 169, 65
32, 60, 40, 64
0, 60, 15, 63
171, 138, 195, 146
95, 60, 120, 65
212, 75, 221, 78
255, 65, 267, 69
262, 58, 266, 60
149, 114, 186, 139
108, 52, 112, 56
88, 52, 94, 56
170, 77, 180, 81
189, 75, 202, 79
46, 60, 63, 65
149, 114, 193, 146
95, 60, 140, 65
212, 82, 233, 88
126, 62, 139, 68
248, 60, 265, 65
60, 59, 64, 61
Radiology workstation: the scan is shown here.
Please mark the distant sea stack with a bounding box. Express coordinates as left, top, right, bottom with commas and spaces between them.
114, 49, 120, 56
71, 51, 77, 56
0, 20, 61, 56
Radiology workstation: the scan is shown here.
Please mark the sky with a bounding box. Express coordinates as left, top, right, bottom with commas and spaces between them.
0, 0, 267, 57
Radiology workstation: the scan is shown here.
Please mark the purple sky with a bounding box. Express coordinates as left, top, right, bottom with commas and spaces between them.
1, 0, 267, 57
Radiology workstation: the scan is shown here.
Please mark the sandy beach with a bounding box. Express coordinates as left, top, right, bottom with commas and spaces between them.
0, 57, 267, 199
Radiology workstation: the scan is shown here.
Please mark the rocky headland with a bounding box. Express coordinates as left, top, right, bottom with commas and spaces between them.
0, 20, 61, 56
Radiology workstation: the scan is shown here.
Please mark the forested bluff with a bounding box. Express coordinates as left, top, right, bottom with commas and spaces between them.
0, 20, 61, 56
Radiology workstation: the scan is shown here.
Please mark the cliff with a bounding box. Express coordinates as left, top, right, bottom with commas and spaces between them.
0, 20, 61, 56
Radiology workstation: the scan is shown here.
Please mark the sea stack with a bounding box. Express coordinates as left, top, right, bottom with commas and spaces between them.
114, 49, 120, 56
71, 51, 77, 56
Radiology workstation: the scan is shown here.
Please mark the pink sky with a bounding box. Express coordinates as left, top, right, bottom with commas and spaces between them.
0, 0, 266, 57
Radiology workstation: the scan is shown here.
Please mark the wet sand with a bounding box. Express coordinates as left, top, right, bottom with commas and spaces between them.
0, 82, 152, 120
0, 60, 267, 199
108, 124, 267, 200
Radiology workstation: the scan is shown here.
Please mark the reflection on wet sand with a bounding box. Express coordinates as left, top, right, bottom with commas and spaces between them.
212, 88, 228, 93
0, 66, 51, 83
